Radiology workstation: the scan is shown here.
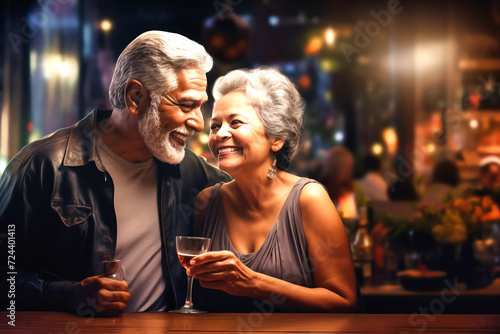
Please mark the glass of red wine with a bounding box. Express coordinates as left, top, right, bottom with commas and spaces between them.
169, 236, 210, 314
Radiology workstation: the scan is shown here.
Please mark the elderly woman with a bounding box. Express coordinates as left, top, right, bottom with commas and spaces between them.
189, 67, 358, 312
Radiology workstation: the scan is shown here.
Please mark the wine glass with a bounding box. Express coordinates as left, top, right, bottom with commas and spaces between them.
101, 260, 125, 281
169, 236, 210, 314
101, 260, 126, 316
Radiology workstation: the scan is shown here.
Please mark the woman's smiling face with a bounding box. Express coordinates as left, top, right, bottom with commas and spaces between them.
209, 91, 274, 176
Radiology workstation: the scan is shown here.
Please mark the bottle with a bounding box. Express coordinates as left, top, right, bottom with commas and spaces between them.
351, 207, 373, 286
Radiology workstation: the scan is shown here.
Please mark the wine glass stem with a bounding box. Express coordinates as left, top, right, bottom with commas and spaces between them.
183, 274, 194, 309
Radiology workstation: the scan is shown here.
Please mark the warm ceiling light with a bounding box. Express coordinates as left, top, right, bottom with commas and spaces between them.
425, 142, 436, 154
469, 119, 478, 129
100, 19, 113, 33
382, 127, 398, 154
324, 27, 335, 46
371, 143, 383, 156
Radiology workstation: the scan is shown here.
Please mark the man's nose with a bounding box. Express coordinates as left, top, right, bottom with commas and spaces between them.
186, 107, 204, 132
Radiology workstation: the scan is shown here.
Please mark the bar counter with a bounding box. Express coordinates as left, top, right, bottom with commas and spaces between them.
361, 277, 500, 314
1, 311, 499, 333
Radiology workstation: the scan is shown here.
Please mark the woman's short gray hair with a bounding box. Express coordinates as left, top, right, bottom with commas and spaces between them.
109, 31, 213, 109
213, 67, 305, 170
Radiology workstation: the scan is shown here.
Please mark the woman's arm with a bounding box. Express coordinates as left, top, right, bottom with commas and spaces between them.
297, 182, 358, 311
188, 182, 358, 312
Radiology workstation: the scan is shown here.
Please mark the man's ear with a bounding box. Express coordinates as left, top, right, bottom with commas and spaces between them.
125, 80, 149, 116
271, 138, 286, 153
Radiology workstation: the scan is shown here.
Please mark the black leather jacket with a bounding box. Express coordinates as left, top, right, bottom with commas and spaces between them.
0, 109, 231, 312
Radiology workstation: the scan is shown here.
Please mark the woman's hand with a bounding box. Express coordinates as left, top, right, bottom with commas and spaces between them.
187, 251, 258, 297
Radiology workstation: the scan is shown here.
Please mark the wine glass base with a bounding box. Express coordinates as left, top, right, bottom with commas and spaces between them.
168, 308, 207, 314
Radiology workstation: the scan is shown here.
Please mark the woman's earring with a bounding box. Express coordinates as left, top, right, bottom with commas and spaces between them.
266, 156, 277, 179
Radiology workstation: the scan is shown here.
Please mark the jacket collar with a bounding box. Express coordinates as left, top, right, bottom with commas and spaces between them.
63, 109, 181, 177
156, 157, 181, 179
63, 109, 108, 171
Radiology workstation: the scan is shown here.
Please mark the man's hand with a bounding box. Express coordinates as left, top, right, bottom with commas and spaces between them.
70, 276, 130, 316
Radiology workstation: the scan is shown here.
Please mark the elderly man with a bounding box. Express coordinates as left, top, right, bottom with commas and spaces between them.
0, 31, 231, 316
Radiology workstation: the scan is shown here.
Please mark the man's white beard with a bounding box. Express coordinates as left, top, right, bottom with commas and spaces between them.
138, 98, 188, 164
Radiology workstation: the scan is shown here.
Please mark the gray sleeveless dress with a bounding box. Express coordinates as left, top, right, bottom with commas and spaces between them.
196, 178, 316, 312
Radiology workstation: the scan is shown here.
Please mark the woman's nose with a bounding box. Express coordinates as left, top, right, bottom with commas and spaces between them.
214, 124, 231, 140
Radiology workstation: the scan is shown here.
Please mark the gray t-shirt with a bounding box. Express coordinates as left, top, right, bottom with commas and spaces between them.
98, 141, 167, 312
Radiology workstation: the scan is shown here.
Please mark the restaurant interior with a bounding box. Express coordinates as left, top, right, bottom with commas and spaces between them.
1, 0, 500, 322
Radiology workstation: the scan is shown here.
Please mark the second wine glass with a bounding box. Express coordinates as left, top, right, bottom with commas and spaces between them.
169, 236, 210, 314
101, 260, 125, 281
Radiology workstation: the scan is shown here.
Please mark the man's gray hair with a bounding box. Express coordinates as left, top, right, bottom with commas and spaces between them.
213, 67, 305, 170
109, 31, 213, 109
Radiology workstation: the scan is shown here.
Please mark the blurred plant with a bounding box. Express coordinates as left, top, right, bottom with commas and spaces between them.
382, 192, 500, 244
354, 181, 369, 209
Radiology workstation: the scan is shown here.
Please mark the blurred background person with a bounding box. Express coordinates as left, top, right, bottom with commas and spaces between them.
387, 157, 421, 202
475, 156, 500, 205
422, 159, 460, 204
357, 154, 389, 202
321, 146, 358, 219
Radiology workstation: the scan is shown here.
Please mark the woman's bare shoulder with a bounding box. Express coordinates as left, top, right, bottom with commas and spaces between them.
299, 180, 330, 202
299, 180, 339, 226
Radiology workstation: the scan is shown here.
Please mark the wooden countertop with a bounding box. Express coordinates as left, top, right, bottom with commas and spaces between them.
1, 311, 499, 333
